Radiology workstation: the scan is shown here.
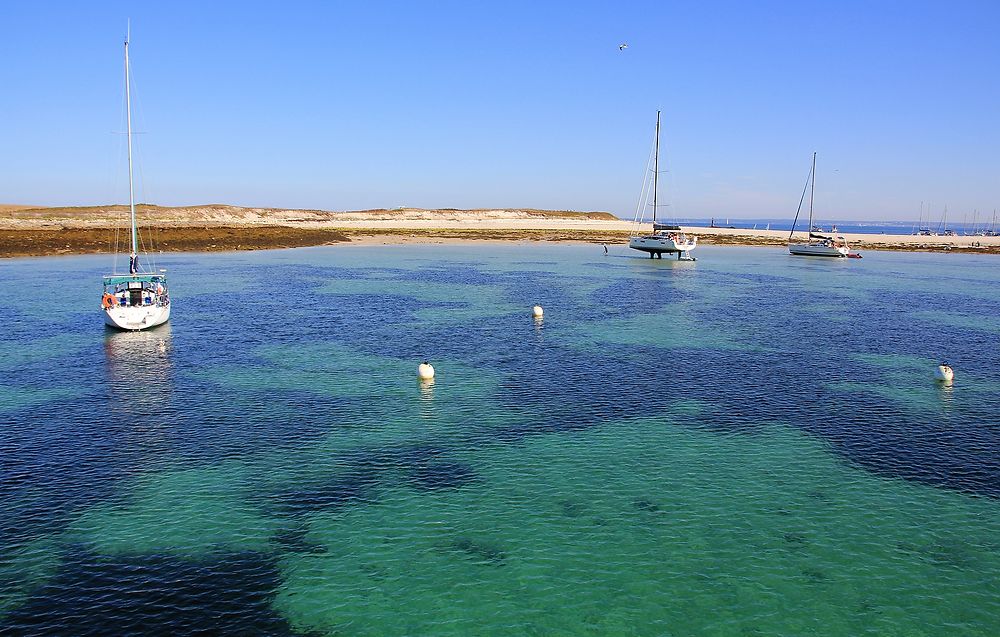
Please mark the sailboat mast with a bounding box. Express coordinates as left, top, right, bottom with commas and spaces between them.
125, 36, 138, 268
808, 152, 816, 232
653, 110, 660, 224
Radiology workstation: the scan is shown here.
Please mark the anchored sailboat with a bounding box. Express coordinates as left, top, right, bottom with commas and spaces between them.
788, 153, 855, 258
101, 32, 170, 331
628, 111, 697, 260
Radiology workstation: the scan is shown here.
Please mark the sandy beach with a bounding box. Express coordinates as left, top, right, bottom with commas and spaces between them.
687, 225, 1000, 251
1, 204, 997, 257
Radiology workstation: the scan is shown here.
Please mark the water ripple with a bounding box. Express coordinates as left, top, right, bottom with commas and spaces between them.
1, 245, 998, 635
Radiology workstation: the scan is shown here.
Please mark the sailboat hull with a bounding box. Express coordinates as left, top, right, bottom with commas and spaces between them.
629, 235, 698, 255
788, 242, 849, 258
103, 304, 170, 331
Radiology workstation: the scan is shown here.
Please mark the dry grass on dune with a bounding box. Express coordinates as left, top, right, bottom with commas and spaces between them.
1, 204, 618, 224
0, 204, 47, 213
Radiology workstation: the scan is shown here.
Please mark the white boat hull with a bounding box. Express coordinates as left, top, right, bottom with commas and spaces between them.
629, 234, 698, 257
103, 304, 170, 331
788, 242, 849, 258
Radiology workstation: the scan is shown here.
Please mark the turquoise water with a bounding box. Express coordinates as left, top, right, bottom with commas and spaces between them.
1, 244, 998, 635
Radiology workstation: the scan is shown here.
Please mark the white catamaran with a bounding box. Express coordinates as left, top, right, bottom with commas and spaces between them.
629, 110, 697, 260
101, 33, 171, 331
788, 152, 855, 258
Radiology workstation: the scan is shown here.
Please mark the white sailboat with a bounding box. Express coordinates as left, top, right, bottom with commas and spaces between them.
101, 32, 171, 331
628, 111, 697, 260
788, 152, 853, 258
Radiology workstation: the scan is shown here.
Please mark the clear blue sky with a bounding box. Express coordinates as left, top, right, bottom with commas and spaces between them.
2, 0, 998, 221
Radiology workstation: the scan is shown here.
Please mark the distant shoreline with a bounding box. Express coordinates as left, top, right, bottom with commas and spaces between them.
1, 204, 998, 257
2, 224, 998, 258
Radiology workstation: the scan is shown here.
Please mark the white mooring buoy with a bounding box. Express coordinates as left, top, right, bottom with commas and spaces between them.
418, 362, 435, 380
532, 305, 544, 318
934, 363, 954, 382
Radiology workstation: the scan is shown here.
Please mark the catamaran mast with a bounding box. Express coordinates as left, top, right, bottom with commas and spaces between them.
125, 35, 138, 273
652, 110, 660, 224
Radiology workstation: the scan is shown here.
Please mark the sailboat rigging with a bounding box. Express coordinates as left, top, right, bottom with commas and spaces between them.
101, 31, 171, 330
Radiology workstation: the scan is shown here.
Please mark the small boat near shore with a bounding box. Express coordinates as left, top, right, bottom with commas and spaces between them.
102, 31, 170, 331
628, 111, 697, 261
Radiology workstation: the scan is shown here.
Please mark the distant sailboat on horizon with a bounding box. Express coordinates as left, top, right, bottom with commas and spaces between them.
101, 30, 171, 330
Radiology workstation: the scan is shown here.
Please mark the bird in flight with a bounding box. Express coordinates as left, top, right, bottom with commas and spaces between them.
619, 43, 628, 51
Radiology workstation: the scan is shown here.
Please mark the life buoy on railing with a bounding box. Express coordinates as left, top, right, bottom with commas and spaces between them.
101, 293, 118, 309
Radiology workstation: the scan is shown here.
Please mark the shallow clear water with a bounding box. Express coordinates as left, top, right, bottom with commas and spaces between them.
1, 244, 998, 635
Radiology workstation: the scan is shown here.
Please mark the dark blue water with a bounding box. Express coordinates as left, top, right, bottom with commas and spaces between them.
1, 245, 998, 635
